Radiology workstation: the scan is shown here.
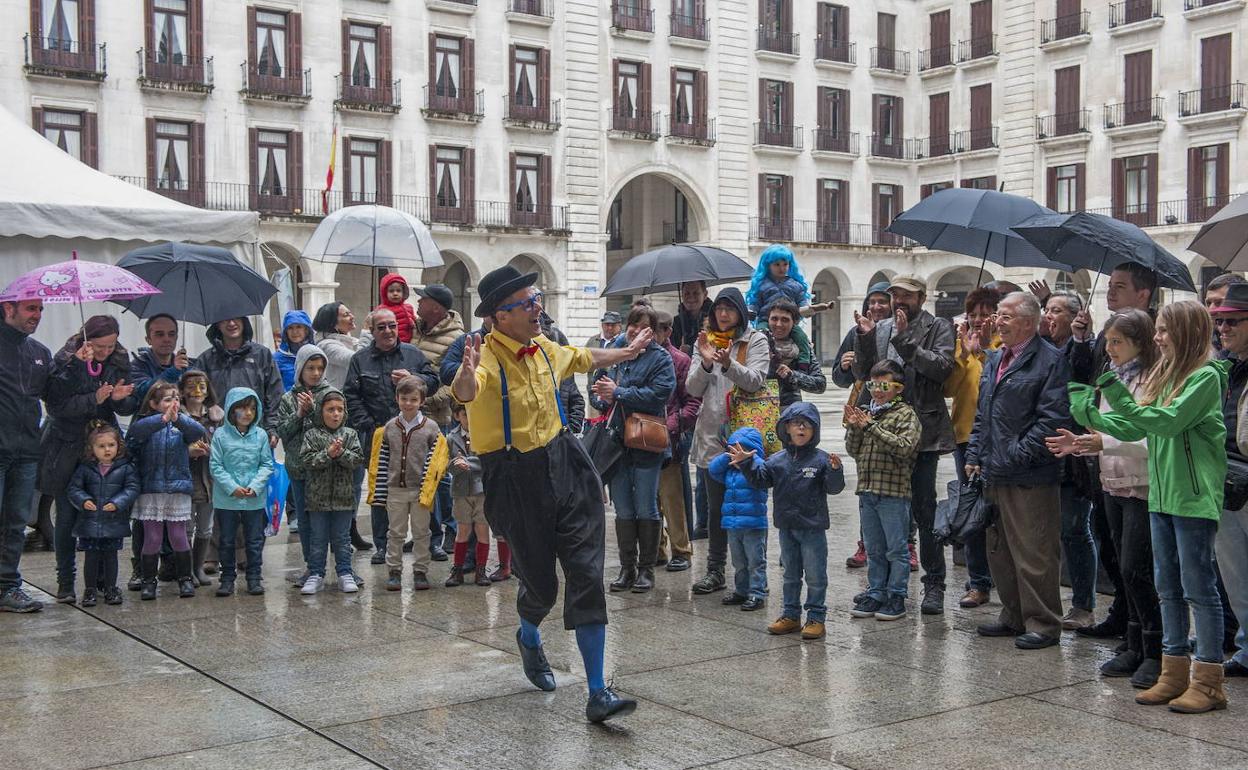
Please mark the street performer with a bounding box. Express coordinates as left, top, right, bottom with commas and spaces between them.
451, 265, 654, 723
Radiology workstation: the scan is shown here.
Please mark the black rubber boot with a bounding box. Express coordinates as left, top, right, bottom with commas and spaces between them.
127, 557, 143, 591
610, 519, 638, 592
350, 518, 373, 551
632, 520, 661, 593
1131, 632, 1163, 689
1101, 622, 1144, 677
140, 554, 159, 601
175, 550, 196, 598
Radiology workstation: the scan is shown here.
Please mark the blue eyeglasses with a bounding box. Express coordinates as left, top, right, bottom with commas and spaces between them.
497, 292, 544, 313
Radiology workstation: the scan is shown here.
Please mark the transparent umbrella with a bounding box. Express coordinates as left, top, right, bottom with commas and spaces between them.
301, 204, 444, 271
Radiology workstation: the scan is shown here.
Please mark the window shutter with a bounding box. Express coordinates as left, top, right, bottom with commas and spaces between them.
246, 7, 257, 74
872, 94, 881, 135
921, 183, 932, 199
190, 121, 205, 206
1111, 157, 1125, 217
428, 33, 438, 97
782, 0, 792, 31
816, 179, 826, 222
1124, 51, 1151, 106
611, 59, 620, 119
695, 70, 708, 128
782, 81, 793, 128
508, 44, 517, 108
145, 118, 157, 184
289, 12, 302, 76
289, 130, 303, 206
838, 178, 849, 222
782, 174, 793, 234
1188, 146, 1202, 213
29, 0, 39, 39
508, 151, 517, 213
189, 0, 203, 60
340, 21, 349, 81
1201, 34, 1231, 93
538, 154, 552, 227
463, 38, 475, 104
971, 84, 991, 133
817, 3, 828, 40
428, 144, 437, 207
759, 79, 767, 124
1146, 152, 1158, 225
1075, 163, 1085, 211
378, 25, 392, 95
31, 107, 44, 134
538, 48, 551, 121
74, 111, 97, 168
817, 87, 829, 130
463, 147, 476, 223
81, 0, 96, 59
378, 140, 392, 206
144, 0, 155, 54
1046, 166, 1057, 210
840, 87, 850, 130
1216, 143, 1230, 204
640, 62, 652, 123
342, 136, 351, 202
757, 174, 766, 220
872, 183, 881, 235
970, 0, 992, 42
248, 127, 259, 210
669, 66, 677, 116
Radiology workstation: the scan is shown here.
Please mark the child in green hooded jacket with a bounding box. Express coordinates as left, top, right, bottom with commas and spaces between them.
299, 389, 364, 594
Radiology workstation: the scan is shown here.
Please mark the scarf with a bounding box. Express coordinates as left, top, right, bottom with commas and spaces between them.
772, 337, 799, 365
867, 396, 901, 417
1111, 358, 1144, 386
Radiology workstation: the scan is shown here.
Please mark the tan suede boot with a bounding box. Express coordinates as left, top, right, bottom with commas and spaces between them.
1168, 660, 1229, 714
1136, 654, 1191, 705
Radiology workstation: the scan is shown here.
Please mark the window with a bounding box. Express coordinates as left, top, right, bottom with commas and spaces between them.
434, 35, 461, 97
256, 130, 287, 195
607, 197, 624, 250
874, 183, 903, 245
348, 23, 376, 88
247, 9, 303, 95
672, 189, 690, 242
872, 94, 903, 157
1112, 153, 1157, 226
817, 178, 849, 243
929, 92, 950, 155
928, 10, 951, 68
39, 0, 79, 50
671, 0, 706, 39
250, 128, 301, 213
969, 84, 993, 149
764, 80, 786, 126
143, 0, 203, 83
758, 173, 793, 240
428, 34, 475, 113
345, 137, 391, 205
341, 21, 392, 105
673, 68, 695, 125
669, 67, 708, 140
1125, 158, 1147, 213
1189, 144, 1230, 221
759, 79, 793, 146
612, 59, 651, 131
760, 0, 793, 53
921, 181, 954, 198
40, 109, 82, 161
618, 61, 639, 117
153, 0, 189, 65
510, 46, 550, 121
31, 0, 100, 72
1052, 164, 1080, 213
513, 47, 537, 107
254, 10, 285, 76
818, 3, 849, 60
961, 175, 997, 190
430, 145, 474, 224
146, 118, 203, 205
511, 153, 550, 227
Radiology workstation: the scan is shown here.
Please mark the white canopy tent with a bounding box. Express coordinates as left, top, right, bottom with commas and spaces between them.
0, 105, 264, 355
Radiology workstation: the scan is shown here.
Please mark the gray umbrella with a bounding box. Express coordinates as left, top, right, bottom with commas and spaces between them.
601, 244, 754, 297
300, 204, 444, 270
1188, 194, 1248, 270
112, 242, 278, 325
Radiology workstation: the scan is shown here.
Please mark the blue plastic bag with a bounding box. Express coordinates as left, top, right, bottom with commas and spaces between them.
265, 457, 290, 537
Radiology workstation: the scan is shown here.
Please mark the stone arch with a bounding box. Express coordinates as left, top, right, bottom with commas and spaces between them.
867, 269, 895, 289
510, 253, 561, 321
260, 240, 304, 336
930, 266, 991, 320
422, 250, 480, 320
810, 266, 851, 364
602, 164, 714, 239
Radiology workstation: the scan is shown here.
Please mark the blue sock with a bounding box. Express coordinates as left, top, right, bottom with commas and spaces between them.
575, 623, 607, 693
519, 618, 542, 649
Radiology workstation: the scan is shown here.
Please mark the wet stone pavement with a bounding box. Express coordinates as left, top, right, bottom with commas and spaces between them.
3, 392, 1247, 769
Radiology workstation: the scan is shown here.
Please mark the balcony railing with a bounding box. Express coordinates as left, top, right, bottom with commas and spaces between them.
918, 46, 955, 71
662, 221, 690, 244
815, 36, 855, 64
504, 95, 560, 126
1085, 196, 1242, 228
612, 2, 654, 33
1186, 0, 1239, 8
754, 122, 803, 149
962, 125, 998, 151
1041, 11, 1090, 42
667, 116, 716, 144
609, 108, 660, 136
424, 86, 484, 118
1036, 109, 1091, 138
749, 218, 917, 247
870, 47, 910, 74
23, 34, 106, 78
868, 133, 911, 159
959, 34, 997, 61
1179, 83, 1246, 116
813, 129, 858, 154
510, 0, 552, 16
670, 13, 709, 40
757, 28, 799, 55
1104, 96, 1164, 128
335, 75, 401, 110
434, 0, 477, 5
116, 177, 569, 231
137, 49, 212, 90
910, 134, 961, 159
1109, 0, 1161, 28
241, 63, 310, 99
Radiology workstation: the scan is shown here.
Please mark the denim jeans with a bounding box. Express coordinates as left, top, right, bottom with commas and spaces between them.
955, 443, 992, 592
1060, 483, 1097, 611
371, 504, 389, 552
290, 479, 309, 563
860, 492, 912, 601
1215, 505, 1248, 667
54, 490, 78, 583
307, 509, 354, 578
778, 527, 828, 622
1151, 512, 1223, 663
728, 528, 768, 599
608, 462, 662, 521
217, 508, 266, 582
910, 452, 945, 590
0, 459, 38, 592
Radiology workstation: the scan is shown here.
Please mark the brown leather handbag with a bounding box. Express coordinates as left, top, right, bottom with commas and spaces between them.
623, 411, 669, 453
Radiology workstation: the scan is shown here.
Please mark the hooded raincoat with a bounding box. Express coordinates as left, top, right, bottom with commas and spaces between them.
274, 344, 331, 481
210, 387, 274, 510
741, 402, 846, 529
299, 388, 365, 511
196, 318, 283, 433
275, 309, 314, 391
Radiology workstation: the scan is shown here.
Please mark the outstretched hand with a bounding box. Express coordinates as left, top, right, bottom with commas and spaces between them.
726, 442, 756, 467
452, 334, 483, 402
853, 310, 875, 334
695, 331, 718, 368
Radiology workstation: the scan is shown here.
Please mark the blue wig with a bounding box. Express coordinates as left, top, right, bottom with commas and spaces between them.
745, 244, 810, 310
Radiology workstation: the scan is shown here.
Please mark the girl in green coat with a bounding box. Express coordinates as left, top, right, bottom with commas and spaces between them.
1069, 301, 1228, 714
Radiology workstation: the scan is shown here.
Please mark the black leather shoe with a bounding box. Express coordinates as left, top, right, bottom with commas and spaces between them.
920, 586, 945, 616
1226, 659, 1248, 678
740, 596, 765, 612
721, 592, 747, 606
1100, 649, 1143, 677
1130, 658, 1161, 689
430, 545, 449, 562
1015, 632, 1059, 650
56, 581, 75, 604
515, 629, 556, 692
666, 556, 690, 572
977, 622, 1022, 637
585, 686, 637, 723
370, 550, 386, 565
1075, 619, 1126, 638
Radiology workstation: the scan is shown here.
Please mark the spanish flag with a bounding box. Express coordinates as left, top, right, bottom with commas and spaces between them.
321, 123, 338, 215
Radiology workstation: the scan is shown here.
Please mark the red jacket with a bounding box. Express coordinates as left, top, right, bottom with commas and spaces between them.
377, 273, 416, 343
663, 340, 701, 443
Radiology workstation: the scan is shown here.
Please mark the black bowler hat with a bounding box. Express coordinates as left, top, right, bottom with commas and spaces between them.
415, 283, 455, 311
1209, 283, 1248, 314
474, 265, 539, 318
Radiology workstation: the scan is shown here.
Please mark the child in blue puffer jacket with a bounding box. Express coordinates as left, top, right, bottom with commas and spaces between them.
711, 427, 769, 611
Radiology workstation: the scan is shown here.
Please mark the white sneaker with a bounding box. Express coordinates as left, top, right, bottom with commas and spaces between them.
300, 575, 323, 595
338, 574, 359, 593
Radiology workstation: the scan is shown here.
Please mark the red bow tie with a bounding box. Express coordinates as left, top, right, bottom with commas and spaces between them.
516, 344, 540, 360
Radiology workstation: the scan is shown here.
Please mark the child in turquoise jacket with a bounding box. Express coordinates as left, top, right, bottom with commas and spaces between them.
210, 387, 274, 597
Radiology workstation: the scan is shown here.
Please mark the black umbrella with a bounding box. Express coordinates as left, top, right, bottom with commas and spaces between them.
886, 188, 1072, 284
1011, 212, 1196, 293
111, 242, 278, 324
602, 244, 753, 297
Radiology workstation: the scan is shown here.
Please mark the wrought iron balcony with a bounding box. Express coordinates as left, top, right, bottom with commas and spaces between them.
868, 133, 911, 159
504, 95, 560, 127
1041, 11, 1090, 43
670, 13, 709, 40
749, 219, 915, 247
870, 47, 910, 74
335, 75, 401, 112
423, 85, 484, 119
241, 63, 310, 100
1178, 83, 1245, 116
959, 34, 997, 62
961, 126, 998, 151
757, 28, 799, 56
1109, 0, 1161, 28
1036, 110, 1091, 138
754, 122, 803, 149
815, 36, 854, 64
910, 134, 961, 159
1103, 97, 1164, 128
918, 46, 955, 72
667, 116, 716, 144
609, 108, 660, 138
813, 129, 858, 154
612, 2, 654, 33
137, 48, 212, 92
510, 0, 552, 15
23, 34, 106, 80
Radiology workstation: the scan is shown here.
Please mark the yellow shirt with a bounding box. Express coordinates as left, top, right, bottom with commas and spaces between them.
462, 331, 595, 454
943, 333, 1002, 445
